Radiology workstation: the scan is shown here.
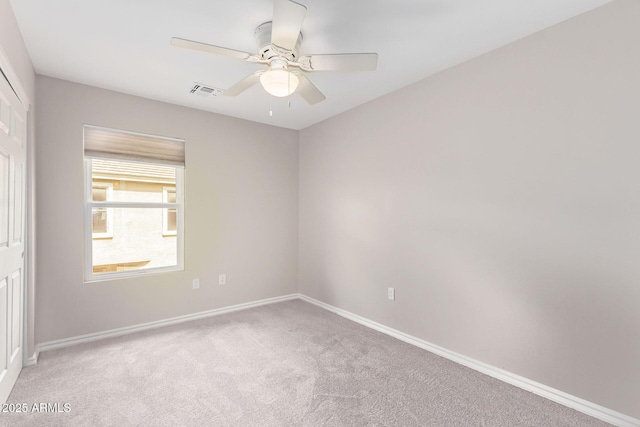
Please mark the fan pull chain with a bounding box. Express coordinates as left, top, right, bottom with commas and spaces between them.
269, 95, 273, 117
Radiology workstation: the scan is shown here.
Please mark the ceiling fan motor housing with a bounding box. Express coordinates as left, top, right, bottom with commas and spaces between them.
255, 22, 302, 62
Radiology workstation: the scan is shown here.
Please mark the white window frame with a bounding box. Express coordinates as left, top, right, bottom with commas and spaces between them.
162, 186, 177, 236
91, 182, 113, 239
83, 159, 185, 282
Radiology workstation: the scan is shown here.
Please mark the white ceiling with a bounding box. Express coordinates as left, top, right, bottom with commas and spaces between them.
11, 0, 612, 130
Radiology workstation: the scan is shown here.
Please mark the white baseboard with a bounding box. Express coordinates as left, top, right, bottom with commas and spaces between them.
37, 294, 298, 353
24, 351, 38, 367
298, 294, 639, 427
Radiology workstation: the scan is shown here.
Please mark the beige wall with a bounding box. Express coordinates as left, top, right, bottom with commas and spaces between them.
36, 76, 299, 343
0, 0, 37, 359
299, 0, 640, 419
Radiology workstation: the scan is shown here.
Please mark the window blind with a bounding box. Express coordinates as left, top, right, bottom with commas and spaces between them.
83, 125, 185, 167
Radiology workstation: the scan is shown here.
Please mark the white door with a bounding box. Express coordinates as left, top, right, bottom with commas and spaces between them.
0, 70, 26, 403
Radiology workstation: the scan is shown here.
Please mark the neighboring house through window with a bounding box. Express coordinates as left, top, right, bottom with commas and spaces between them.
91, 182, 113, 238
163, 186, 177, 236
83, 125, 185, 281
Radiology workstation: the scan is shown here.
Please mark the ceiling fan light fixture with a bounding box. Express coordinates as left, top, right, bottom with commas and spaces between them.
260, 63, 299, 97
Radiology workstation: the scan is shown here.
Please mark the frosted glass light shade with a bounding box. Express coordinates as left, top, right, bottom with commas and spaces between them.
260, 69, 299, 97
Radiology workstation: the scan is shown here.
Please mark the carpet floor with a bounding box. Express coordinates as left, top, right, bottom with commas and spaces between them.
2, 300, 610, 426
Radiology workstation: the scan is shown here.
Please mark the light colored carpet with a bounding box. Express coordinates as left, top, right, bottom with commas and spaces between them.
2, 300, 610, 426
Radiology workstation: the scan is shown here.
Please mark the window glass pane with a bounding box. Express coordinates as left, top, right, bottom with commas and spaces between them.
92, 159, 176, 204
92, 207, 177, 275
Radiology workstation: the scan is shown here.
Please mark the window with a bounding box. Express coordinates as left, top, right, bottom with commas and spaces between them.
83, 125, 185, 281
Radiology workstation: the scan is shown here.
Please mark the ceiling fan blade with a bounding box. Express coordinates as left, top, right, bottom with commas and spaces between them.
271, 0, 306, 51
298, 53, 378, 72
171, 37, 251, 61
296, 75, 326, 105
224, 71, 264, 96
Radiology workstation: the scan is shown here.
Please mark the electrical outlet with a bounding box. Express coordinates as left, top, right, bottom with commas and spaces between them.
388, 287, 395, 301
219, 274, 226, 285
193, 278, 200, 289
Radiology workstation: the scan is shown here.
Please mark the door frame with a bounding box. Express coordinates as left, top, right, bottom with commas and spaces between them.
0, 42, 35, 367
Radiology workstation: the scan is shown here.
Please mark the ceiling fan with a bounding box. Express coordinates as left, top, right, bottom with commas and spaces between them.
171, 0, 378, 105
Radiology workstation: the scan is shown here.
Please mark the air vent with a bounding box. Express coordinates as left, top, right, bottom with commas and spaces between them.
189, 83, 223, 97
